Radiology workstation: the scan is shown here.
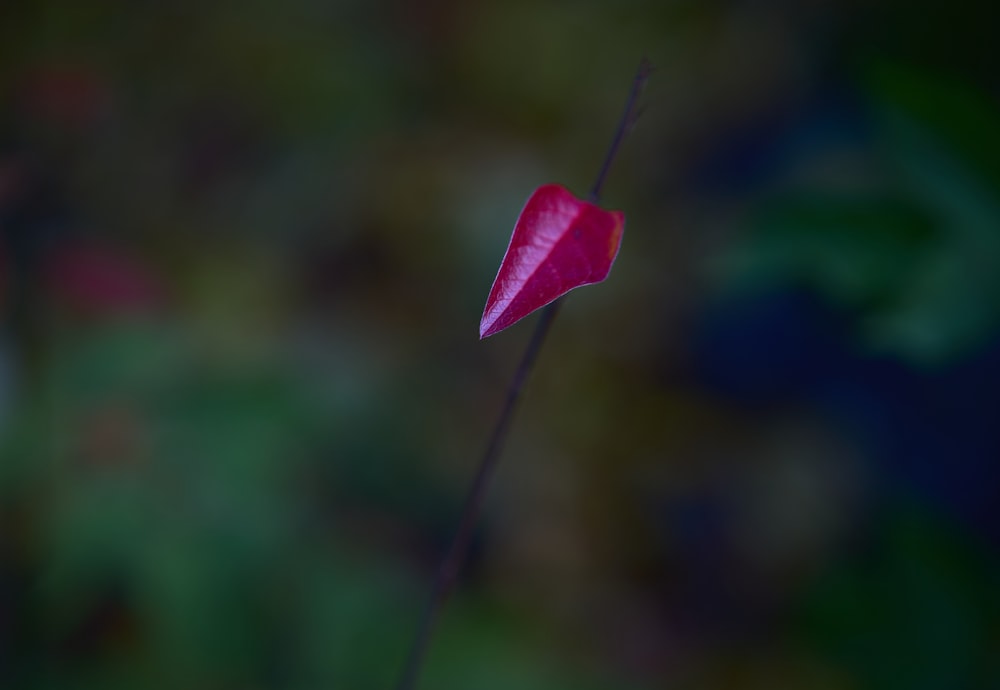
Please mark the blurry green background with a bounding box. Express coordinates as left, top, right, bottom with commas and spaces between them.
1, 1, 998, 689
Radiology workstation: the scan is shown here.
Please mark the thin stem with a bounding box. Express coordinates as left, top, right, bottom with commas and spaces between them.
588, 56, 654, 203
394, 300, 559, 690
395, 57, 651, 690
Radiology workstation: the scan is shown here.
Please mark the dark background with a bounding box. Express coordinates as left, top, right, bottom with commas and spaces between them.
1, 1, 998, 688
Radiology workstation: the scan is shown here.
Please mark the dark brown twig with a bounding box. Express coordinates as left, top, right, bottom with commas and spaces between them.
588, 57, 653, 203
395, 56, 651, 690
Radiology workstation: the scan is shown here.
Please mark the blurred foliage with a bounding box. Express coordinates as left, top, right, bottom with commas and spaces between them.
1, 1, 998, 689
802, 506, 999, 690
718, 61, 1000, 363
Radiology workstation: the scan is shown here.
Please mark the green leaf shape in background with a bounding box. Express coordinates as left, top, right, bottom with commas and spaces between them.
721, 195, 935, 308
718, 62, 1000, 363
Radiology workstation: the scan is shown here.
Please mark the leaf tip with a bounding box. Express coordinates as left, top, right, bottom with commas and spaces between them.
478, 316, 499, 339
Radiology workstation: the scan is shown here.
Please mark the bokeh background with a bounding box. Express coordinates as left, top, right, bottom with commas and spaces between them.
2, 1, 998, 688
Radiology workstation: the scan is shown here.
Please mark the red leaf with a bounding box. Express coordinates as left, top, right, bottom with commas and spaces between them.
479, 184, 625, 338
